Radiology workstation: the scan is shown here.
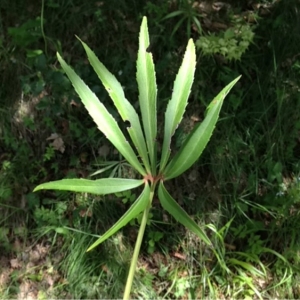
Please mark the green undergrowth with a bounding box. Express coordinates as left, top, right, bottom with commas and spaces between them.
1, 0, 300, 298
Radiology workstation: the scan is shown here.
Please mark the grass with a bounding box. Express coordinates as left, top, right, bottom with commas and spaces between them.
1, 0, 300, 298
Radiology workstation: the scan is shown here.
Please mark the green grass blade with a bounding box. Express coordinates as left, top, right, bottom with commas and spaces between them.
235, 271, 263, 300
158, 182, 212, 246
79, 39, 151, 173
34, 178, 144, 194
159, 39, 196, 172
162, 10, 185, 20
136, 17, 157, 171
57, 53, 146, 176
87, 182, 150, 251
229, 258, 265, 277
164, 76, 241, 180
89, 162, 119, 177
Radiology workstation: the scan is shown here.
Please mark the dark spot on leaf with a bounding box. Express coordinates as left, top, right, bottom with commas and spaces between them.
146, 45, 152, 53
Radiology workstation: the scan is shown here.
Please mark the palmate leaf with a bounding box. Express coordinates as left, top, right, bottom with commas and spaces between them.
33, 178, 144, 194
158, 182, 212, 246
136, 17, 157, 172
79, 39, 151, 173
87, 182, 150, 251
57, 53, 146, 176
159, 39, 196, 172
164, 76, 241, 180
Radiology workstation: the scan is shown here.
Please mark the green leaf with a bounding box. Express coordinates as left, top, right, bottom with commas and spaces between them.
136, 17, 157, 172
159, 39, 196, 172
55, 227, 69, 235
158, 182, 211, 246
79, 39, 151, 173
228, 258, 265, 277
164, 76, 241, 180
89, 161, 119, 177
87, 182, 150, 251
34, 178, 144, 194
57, 53, 146, 176
162, 10, 185, 20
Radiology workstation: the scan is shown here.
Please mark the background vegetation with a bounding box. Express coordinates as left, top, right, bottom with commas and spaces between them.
1, 0, 300, 298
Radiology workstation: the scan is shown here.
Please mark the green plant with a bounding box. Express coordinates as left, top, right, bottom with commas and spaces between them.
196, 24, 255, 61
163, 0, 202, 38
0, 160, 13, 201
34, 16, 240, 299
147, 230, 164, 254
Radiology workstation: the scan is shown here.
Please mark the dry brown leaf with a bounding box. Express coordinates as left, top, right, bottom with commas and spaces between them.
44, 273, 55, 288
29, 244, 49, 263
0, 269, 11, 288
26, 262, 35, 271
47, 133, 65, 153
173, 252, 187, 260
224, 243, 236, 250
101, 264, 112, 274
51, 137, 65, 153
10, 258, 22, 269
46, 133, 59, 140
29, 250, 41, 263
18, 280, 38, 300
35, 244, 49, 258
178, 270, 188, 277
79, 209, 93, 217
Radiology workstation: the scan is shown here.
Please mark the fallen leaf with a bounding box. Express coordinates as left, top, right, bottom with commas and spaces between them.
29, 250, 41, 263
79, 209, 93, 217
224, 243, 236, 250
46, 133, 59, 140
0, 269, 11, 287
35, 244, 49, 259
18, 280, 38, 300
10, 258, 22, 269
44, 273, 54, 287
47, 133, 65, 153
173, 252, 187, 260
101, 265, 111, 274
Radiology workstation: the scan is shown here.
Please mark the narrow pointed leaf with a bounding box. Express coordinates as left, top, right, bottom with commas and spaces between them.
159, 39, 196, 172
89, 162, 119, 177
87, 183, 150, 251
158, 182, 211, 245
34, 178, 144, 194
164, 76, 241, 180
228, 258, 265, 277
136, 17, 157, 171
79, 39, 151, 173
57, 53, 146, 176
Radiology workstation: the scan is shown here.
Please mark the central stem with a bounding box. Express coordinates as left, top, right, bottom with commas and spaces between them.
123, 184, 155, 300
